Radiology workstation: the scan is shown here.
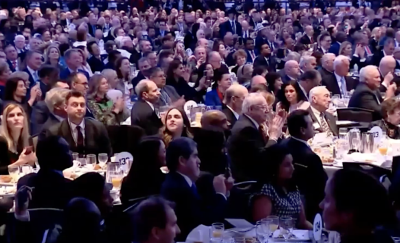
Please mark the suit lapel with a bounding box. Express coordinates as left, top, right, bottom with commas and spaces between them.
60, 120, 75, 149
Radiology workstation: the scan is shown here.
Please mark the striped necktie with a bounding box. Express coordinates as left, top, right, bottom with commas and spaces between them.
320, 113, 332, 136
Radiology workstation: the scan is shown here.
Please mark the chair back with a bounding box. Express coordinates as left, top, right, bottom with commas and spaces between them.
106, 125, 145, 156
226, 181, 259, 222
342, 162, 391, 180
337, 107, 374, 122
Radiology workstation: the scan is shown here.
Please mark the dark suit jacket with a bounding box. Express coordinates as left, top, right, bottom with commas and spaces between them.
59, 68, 90, 80
204, 89, 222, 106
328, 42, 341, 56
88, 56, 105, 73
23, 68, 36, 89
156, 85, 181, 107
245, 49, 258, 64
161, 172, 227, 241
30, 101, 50, 135
42, 118, 112, 156
369, 50, 385, 67
6, 59, 19, 72
307, 107, 338, 136
219, 20, 243, 38
281, 137, 328, 221
299, 35, 314, 45
321, 73, 358, 96
130, 100, 163, 135
253, 55, 277, 72
348, 82, 383, 121
222, 106, 238, 129
17, 170, 73, 209
227, 115, 276, 181
318, 67, 333, 80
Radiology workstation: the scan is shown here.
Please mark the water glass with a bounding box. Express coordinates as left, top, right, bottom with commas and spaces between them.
72, 152, 79, 161
20, 165, 33, 175
210, 222, 224, 242
339, 128, 348, 139
266, 215, 279, 233
98, 153, 108, 169
86, 154, 97, 170
279, 216, 294, 241
106, 162, 123, 190
8, 166, 19, 183
256, 219, 271, 243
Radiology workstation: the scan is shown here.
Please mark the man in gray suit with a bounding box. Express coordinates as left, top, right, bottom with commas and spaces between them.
149, 67, 185, 108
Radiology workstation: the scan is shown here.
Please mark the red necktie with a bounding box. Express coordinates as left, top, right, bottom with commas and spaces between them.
365, 46, 372, 55
12, 61, 16, 69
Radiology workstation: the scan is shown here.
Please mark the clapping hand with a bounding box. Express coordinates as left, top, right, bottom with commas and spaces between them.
15, 186, 33, 218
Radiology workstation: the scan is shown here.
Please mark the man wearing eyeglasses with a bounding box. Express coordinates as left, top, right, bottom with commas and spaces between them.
68, 72, 94, 119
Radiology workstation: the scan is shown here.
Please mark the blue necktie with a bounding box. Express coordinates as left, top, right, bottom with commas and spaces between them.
191, 184, 200, 199
340, 77, 347, 97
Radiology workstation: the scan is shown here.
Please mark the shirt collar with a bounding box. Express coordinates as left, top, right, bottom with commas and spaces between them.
68, 118, 85, 131
68, 67, 77, 73
54, 114, 65, 122
310, 105, 321, 119
245, 114, 259, 129
334, 72, 343, 82
27, 66, 36, 76
177, 172, 193, 187
321, 47, 328, 53
291, 136, 309, 147
144, 100, 155, 111
227, 105, 239, 119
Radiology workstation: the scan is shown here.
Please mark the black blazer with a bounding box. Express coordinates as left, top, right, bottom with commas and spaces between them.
130, 100, 163, 136
253, 55, 277, 72
348, 82, 383, 121
299, 35, 314, 45
219, 20, 243, 37
321, 73, 358, 96
87, 56, 105, 73
307, 107, 338, 136
227, 115, 276, 181
318, 67, 333, 80
0, 136, 20, 175
161, 172, 227, 241
30, 101, 50, 135
281, 137, 328, 221
222, 106, 238, 129
369, 50, 385, 67
42, 118, 112, 156
59, 68, 90, 80
22, 68, 36, 89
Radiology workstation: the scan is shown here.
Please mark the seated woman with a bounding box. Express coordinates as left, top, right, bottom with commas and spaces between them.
321, 169, 397, 243
0, 60, 11, 98
0, 103, 36, 174
205, 72, 232, 106
87, 74, 129, 126
266, 72, 283, 98
162, 108, 192, 147
251, 144, 312, 229
3, 77, 41, 116
120, 137, 166, 204
231, 50, 247, 75
370, 98, 400, 139
277, 80, 309, 113
339, 41, 367, 70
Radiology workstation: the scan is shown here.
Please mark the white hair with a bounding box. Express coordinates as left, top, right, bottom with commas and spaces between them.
333, 55, 349, 70
45, 88, 70, 113
309, 86, 328, 101
242, 92, 265, 114
299, 56, 316, 68
359, 65, 378, 83
14, 35, 25, 42
286, 52, 301, 63
321, 53, 336, 64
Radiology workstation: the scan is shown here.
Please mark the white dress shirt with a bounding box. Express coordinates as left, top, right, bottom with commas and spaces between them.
227, 105, 239, 120
334, 72, 347, 95
68, 119, 85, 145
310, 105, 323, 124
27, 66, 38, 83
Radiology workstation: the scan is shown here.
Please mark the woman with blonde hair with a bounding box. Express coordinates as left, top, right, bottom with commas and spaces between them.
0, 103, 36, 174
45, 45, 64, 70
339, 41, 366, 70
370, 27, 382, 53
86, 74, 129, 126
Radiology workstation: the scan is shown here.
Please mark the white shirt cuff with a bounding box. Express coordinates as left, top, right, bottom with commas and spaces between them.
382, 82, 388, 88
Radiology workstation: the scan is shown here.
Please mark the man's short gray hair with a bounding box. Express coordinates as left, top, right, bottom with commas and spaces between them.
333, 55, 349, 69
309, 86, 328, 101
359, 65, 378, 83
299, 56, 316, 68
224, 84, 247, 104
286, 52, 301, 63
45, 88, 70, 113
242, 92, 265, 114
14, 35, 25, 42
321, 53, 336, 64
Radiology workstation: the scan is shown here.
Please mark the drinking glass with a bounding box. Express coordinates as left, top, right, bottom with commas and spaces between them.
339, 128, 348, 139
210, 222, 224, 242
98, 153, 108, 169
77, 157, 87, 166
72, 152, 79, 161
86, 154, 97, 170
266, 215, 279, 234
256, 219, 271, 243
20, 165, 33, 175
279, 216, 294, 241
106, 162, 123, 190
351, 137, 361, 151
378, 139, 389, 156
8, 166, 19, 183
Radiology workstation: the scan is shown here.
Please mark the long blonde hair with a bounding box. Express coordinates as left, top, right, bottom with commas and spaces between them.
1, 103, 30, 153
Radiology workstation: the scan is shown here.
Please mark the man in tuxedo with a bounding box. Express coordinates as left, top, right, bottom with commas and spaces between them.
161, 137, 228, 241
308, 86, 338, 136
282, 110, 328, 221
319, 53, 335, 80
281, 60, 301, 83
349, 65, 396, 121
38, 65, 59, 100
298, 70, 322, 100
23, 51, 43, 88
42, 91, 112, 156
223, 84, 248, 129
60, 49, 90, 80
322, 55, 358, 97
132, 57, 152, 90
131, 80, 163, 135
219, 8, 242, 38
228, 92, 284, 181
4, 44, 20, 72
253, 43, 277, 72
378, 56, 397, 92
17, 135, 74, 209
369, 38, 395, 67
244, 38, 257, 64
299, 25, 315, 46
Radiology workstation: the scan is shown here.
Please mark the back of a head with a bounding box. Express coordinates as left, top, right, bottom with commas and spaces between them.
72, 172, 107, 207
37, 135, 72, 171
287, 109, 310, 138
166, 137, 196, 172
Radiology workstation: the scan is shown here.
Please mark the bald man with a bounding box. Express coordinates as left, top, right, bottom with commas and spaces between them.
250, 75, 267, 88
379, 56, 397, 92
223, 84, 249, 128
282, 60, 300, 83
131, 80, 163, 135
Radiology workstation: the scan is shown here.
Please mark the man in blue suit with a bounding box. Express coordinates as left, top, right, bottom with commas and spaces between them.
60, 49, 90, 80
219, 8, 242, 38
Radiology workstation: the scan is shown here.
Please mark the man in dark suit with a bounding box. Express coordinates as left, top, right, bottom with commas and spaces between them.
349, 65, 396, 121
322, 56, 358, 96
282, 110, 328, 221
131, 57, 151, 90
60, 49, 90, 80
17, 135, 74, 209
37, 65, 59, 100
281, 60, 301, 83
308, 86, 338, 136
299, 25, 315, 46
4, 44, 20, 72
298, 70, 322, 100
369, 38, 395, 67
244, 38, 257, 64
319, 53, 335, 80
328, 31, 347, 56
23, 51, 43, 89
378, 56, 397, 92
228, 92, 284, 181
161, 138, 228, 241
219, 9, 242, 38
87, 41, 105, 73
223, 84, 248, 129
42, 91, 112, 156
131, 80, 163, 135
254, 43, 277, 72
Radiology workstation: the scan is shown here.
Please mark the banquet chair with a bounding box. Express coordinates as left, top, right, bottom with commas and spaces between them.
226, 181, 259, 223
106, 125, 145, 156
342, 162, 391, 181
337, 107, 374, 122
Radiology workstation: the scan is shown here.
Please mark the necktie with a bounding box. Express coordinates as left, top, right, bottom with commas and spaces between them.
33, 71, 39, 83
12, 61, 17, 70
259, 124, 269, 143
191, 183, 200, 199
231, 21, 236, 34
250, 51, 255, 61
365, 46, 372, 55
319, 113, 331, 136
76, 125, 84, 148
340, 77, 347, 97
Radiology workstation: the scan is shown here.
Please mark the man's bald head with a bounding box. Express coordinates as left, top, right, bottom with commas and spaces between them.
197, 38, 208, 48
284, 60, 300, 78
380, 56, 396, 77
251, 75, 267, 87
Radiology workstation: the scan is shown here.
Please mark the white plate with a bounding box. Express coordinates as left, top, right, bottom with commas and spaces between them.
336, 120, 358, 125
272, 229, 310, 242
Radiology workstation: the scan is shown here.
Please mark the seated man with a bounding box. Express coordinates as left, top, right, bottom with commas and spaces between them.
308, 86, 338, 136
161, 137, 228, 241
